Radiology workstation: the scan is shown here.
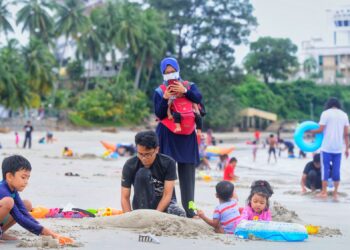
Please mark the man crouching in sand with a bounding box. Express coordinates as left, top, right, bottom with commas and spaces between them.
121, 131, 185, 216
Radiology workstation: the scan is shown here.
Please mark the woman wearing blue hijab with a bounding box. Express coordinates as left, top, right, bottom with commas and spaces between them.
153, 57, 202, 218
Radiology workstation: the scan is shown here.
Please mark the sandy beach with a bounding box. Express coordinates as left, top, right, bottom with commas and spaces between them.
1, 129, 349, 249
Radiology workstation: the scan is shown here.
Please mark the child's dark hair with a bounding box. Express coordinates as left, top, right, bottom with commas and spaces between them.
246, 180, 273, 210
229, 157, 237, 163
313, 153, 320, 163
135, 131, 159, 149
2, 155, 32, 180
216, 181, 234, 202
219, 154, 229, 161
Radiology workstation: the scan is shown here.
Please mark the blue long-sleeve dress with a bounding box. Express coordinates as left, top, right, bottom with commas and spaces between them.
153, 82, 202, 165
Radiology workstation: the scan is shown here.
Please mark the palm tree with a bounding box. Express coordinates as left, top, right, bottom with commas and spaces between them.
90, 1, 119, 66
54, 0, 89, 65
303, 57, 318, 77
22, 37, 56, 97
76, 22, 102, 90
16, 0, 54, 44
133, 8, 167, 89
113, 1, 143, 83
0, 0, 14, 38
0, 39, 29, 108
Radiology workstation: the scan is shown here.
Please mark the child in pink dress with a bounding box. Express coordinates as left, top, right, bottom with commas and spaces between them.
240, 180, 273, 221
15, 132, 19, 148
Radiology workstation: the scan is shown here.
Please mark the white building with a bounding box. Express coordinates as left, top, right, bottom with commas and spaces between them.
302, 5, 350, 84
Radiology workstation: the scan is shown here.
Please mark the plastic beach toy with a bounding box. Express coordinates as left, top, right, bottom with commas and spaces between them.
188, 201, 198, 212
205, 146, 234, 156
235, 220, 308, 242
294, 121, 323, 152
198, 171, 212, 182
305, 225, 320, 235
100, 141, 117, 152
30, 206, 50, 219
95, 207, 123, 217
59, 236, 74, 245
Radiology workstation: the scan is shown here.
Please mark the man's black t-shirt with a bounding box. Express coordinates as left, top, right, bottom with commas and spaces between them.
303, 161, 321, 176
121, 154, 177, 197
24, 125, 33, 136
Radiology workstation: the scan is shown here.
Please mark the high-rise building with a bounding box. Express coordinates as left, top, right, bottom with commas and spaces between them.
302, 5, 350, 84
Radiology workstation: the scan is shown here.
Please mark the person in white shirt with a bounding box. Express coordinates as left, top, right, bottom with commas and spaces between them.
311, 97, 349, 200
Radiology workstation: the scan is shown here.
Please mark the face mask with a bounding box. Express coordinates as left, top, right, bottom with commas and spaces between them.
163, 72, 180, 81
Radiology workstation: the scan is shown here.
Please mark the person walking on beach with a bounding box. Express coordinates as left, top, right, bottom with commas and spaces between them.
254, 129, 261, 143
154, 57, 202, 218
310, 97, 349, 200
121, 131, 185, 216
23, 121, 33, 149
267, 134, 277, 163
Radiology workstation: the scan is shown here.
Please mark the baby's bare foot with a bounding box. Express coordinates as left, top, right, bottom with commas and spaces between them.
174, 125, 182, 132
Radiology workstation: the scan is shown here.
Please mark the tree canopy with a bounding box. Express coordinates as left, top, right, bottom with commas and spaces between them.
244, 37, 299, 83
2, 0, 343, 130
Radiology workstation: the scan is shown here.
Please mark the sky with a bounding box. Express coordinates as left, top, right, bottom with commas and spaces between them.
1, 0, 350, 65
235, 0, 350, 64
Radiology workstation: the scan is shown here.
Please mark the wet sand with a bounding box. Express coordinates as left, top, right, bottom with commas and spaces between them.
0, 130, 349, 249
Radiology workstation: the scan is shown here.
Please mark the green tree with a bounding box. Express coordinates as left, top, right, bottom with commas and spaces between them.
54, 0, 89, 64
132, 8, 168, 89
244, 37, 299, 84
90, 1, 166, 89
186, 66, 244, 130
16, 0, 54, 43
89, 1, 119, 65
303, 57, 319, 79
76, 89, 115, 123
112, 1, 145, 82
76, 76, 150, 124
66, 60, 84, 82
0, 39, 29, 108
75, 22, 102, 89
303, 57, 317, 74
147, 0, 256, 68
233, 76, 285, 114
22, 38, 56, 97
0, 0, 14, 38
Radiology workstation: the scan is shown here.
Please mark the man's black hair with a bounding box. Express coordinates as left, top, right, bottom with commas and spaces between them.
135, 131, 159, 149
2, 155, 32, 180
313, 153, 320, 163
216, 181, 234, 202
324, 97, 342, 110
247, 180, 273, 210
